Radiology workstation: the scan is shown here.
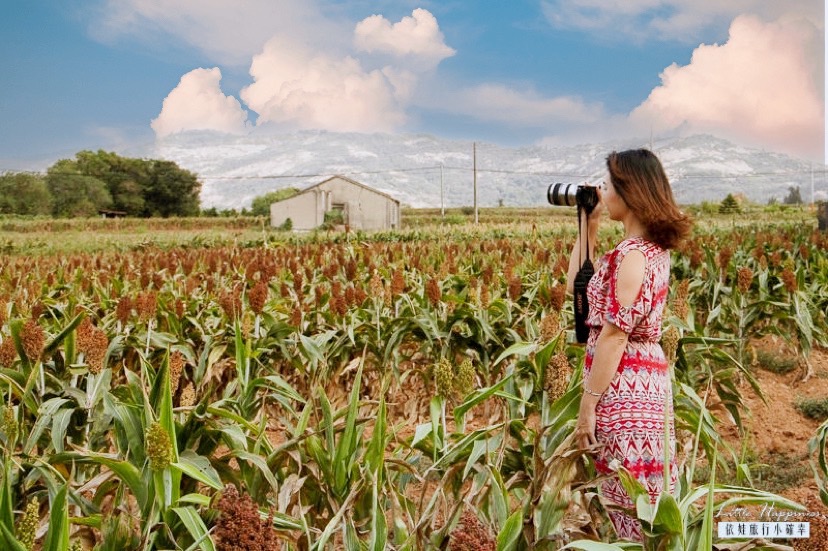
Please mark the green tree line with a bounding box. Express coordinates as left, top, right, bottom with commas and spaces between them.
0, 150, 201, 217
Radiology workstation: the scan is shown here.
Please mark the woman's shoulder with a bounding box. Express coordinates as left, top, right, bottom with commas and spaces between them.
615, 236, 665, 257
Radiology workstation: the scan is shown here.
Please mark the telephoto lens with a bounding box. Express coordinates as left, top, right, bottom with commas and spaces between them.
547, 183, 579, 206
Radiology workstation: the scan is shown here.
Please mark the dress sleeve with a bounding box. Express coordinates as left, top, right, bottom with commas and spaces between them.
604, 247, 651, 334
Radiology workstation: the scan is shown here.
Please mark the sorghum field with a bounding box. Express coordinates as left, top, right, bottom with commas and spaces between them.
0, 206, 826, 550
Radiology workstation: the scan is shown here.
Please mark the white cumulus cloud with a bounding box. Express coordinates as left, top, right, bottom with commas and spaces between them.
354, 8, 456, 69
239, 38, 406, 133
151, 68, 251, 138
630, 14, 824, 160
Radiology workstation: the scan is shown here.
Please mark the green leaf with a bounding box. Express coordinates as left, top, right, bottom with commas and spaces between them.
495, 510, 523, 551
650, 493, 683, 536
0, 523, 27, 551
173, 450, 223, 491
493, 341, 537, 368
365, 386, 387, 476
453, 374, 513, 427
697, 447, 717, 551
333, 358, 363, 497
233, 450, 280, 494
179, 493, 212, 507
51, 408, 73, 453
172, 507, 216, 551
42, 484, 70, 551
368, 475, 387, 551
78, 452, 149, 512
44, 311, 85, 356
0, 457, 15, 530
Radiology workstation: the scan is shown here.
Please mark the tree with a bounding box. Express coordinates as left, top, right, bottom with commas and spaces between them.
143, 160, 201, 217
783, 185, 802, 205
46, 160, 113, 217
0, 172, 52, 215
75, 150, 147, 214
46, 151, 202, 217
719, 193, 741, 214
250, 188, 300, 217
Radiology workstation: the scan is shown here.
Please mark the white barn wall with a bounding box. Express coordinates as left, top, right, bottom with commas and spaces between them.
270, 176, 400, 231
270, 192, 319, 230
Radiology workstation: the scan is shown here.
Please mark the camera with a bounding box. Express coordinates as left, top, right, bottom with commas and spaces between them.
548, 182, 600, 344
547, 183, 599, 214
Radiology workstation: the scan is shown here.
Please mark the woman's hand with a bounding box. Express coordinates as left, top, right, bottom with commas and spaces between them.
584, 185, 604, 237
575, 393, 600, 450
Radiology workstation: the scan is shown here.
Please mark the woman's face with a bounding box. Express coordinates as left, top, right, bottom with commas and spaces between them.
602, 172, 626, 221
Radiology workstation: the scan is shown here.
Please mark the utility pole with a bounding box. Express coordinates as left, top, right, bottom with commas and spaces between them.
440, 164, 445, 218
811, 162, 815, 205
473, 142, 478, 224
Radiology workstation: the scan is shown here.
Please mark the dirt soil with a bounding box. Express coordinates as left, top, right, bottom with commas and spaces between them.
723, 339, 828, 506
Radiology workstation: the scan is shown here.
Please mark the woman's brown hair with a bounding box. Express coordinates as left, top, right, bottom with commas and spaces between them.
607, 149, 692, 249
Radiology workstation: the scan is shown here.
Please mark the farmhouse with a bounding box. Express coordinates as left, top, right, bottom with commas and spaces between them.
270, 175, 401, 231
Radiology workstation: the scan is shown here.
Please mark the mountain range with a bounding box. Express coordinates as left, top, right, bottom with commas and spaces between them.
144, 130, 825, 210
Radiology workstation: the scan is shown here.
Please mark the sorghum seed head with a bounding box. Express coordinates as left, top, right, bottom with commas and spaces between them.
369, 271, 384, 301
480, 285, 491, 309
781, 268, 797, 293
179, 383, 196, 408
20, 319, 45, 364
672, 280, 690, 320
549, 284, 566, 312
0, 338, 17, 368
215, 484, 279, 551
146, 422, 173, 471
169, 351, 186, 393
662, 326, 680, 364
2, 405, 18, 445
290, 305, 302, 327
736, 266, 753, 294
544, 352, 571, 403
391, 269, 405, 296
434, 357, 454, 399
508, 275, 522, 301
426, 277, 441, 306
16, 498, 38, 551
455, 358, 475, 397
448, 510, 495, 551
248, 281, 268, 315
116, 296, 132, 326
136, 291, 157, 323
540, 311, 561, 343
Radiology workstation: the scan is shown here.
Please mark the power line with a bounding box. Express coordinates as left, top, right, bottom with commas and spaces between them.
3, 165, 826, 182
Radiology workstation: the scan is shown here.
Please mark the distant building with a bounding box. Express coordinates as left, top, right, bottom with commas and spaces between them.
98, 209, 127, 218
270, 175, 401, 231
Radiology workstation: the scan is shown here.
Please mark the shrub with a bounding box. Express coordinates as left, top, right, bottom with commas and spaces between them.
756, 349, 798, 374
278, 217, 293, 231
796, 397, 828, 420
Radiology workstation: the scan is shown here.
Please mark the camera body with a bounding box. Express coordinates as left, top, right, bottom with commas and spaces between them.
547, 183, 599, 214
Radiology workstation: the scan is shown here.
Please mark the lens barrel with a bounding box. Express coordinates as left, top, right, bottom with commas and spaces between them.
547, 183, 579, 206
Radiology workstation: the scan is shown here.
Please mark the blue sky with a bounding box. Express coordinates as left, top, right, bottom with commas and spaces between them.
1, 0, 823, 169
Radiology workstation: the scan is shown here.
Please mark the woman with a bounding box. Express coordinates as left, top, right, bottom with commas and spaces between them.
566, 148, 692, 541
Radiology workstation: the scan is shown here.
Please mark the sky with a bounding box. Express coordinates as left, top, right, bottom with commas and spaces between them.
1, 0, 824, 170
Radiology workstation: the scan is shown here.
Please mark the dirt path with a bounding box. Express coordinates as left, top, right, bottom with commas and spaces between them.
723, 342, 828, 505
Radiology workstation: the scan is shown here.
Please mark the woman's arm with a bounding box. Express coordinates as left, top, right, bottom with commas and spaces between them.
566, 207, 602, 294
575, 322, 629, 448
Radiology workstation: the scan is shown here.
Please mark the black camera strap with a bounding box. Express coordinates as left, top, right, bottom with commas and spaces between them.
573, 205, 594, 343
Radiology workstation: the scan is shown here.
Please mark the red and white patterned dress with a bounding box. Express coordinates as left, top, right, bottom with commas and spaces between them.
584, 236, 676, 541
